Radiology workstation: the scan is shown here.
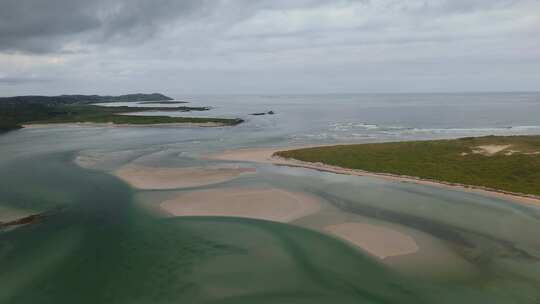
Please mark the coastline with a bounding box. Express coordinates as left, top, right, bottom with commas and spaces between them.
207, 146, 540, 207
22, 121, 231, 129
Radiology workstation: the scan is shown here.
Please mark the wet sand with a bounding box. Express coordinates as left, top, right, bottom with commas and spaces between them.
0, 205, 34, 224
114, 165, 255, 190
160, 187, 322, 223
207, 147, 540, 206
325, 222, 419, 259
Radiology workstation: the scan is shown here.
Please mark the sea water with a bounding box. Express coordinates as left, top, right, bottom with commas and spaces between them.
1, 92, 540, 303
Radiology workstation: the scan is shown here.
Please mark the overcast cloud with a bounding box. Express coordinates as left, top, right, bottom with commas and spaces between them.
1, 0, 539, 96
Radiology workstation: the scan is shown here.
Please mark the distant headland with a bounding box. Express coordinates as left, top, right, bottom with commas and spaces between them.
0, 93, 243, 133
0, 93, 173, 105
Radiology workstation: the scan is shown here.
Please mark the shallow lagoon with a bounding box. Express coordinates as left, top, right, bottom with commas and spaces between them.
2, 93, 540, 303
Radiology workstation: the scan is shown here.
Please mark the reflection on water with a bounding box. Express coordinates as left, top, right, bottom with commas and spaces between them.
1, 93, 540, 303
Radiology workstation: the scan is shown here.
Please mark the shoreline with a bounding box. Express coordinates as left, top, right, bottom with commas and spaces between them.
207, 147, 540, 207
22, 121, 231, 129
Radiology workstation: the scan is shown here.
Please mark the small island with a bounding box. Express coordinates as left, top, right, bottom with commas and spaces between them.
275, 135, 540, 199
0, 93, 243, 132
250, 110, 275, 116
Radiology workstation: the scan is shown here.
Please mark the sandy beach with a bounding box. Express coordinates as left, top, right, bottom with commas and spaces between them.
325, 222, 419, 259
114, 164, 255, 190
207, 147, 540, 206
160, 187, 322, 223
206, 147, 280, 163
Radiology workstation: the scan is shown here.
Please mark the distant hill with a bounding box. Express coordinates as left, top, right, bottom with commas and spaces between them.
0, 93, 173, 105
0, 93, 179, 133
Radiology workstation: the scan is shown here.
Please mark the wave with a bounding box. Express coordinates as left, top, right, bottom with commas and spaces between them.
294, 123, 540, 141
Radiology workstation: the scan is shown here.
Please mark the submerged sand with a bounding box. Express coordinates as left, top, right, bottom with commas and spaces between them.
0, 205, 34, 224
160, 187, 322, 223
114, 165, 255, 190
325, 222, 419, 259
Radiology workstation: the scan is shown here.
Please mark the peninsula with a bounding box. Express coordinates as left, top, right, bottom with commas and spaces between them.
275, 135, 540, 200
0, 93, 243, 132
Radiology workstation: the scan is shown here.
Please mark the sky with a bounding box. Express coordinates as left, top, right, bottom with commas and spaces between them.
1, 0, 539, 96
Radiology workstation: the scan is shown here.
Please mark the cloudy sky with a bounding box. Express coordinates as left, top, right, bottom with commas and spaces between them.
1, 0, 539, 96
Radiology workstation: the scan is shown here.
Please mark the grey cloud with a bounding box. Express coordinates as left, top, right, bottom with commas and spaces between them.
0, 0, 503, 53
1, 0, 101, 53
434, 0, 516, 14
0, 0, 362, 54
0, 0, 211, 53
1, 0, 539, 94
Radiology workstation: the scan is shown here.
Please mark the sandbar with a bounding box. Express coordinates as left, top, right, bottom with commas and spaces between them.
205, 147, 279, 163
325, 222, 419, 259
114, 165, 255, 190
160, 187, 322, 222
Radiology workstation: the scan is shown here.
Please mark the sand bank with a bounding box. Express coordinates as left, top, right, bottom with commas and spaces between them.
325, 222, 419, 259
160, 187, 322, 223
206, 147, 279, 163
0, 205, 34, 224
207, 147, 540, 206
114, 165, 255, 190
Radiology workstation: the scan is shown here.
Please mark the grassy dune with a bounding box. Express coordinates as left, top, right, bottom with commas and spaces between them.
276, 135, 540, 196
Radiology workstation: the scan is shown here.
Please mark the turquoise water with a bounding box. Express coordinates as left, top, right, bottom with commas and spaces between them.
2, 93, 540, 303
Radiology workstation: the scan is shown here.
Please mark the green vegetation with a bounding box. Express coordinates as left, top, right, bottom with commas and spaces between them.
0, 93, 173, 105
28, 105, 243, 125
276, 135, 540, 196
138, 101, 187, 105
0, 94, 242, 132
0, 119, 22, 133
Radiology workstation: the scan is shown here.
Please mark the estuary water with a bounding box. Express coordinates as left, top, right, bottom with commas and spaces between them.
1, 93, 540, 303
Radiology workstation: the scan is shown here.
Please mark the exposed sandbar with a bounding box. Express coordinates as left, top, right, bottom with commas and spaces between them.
114, 165, 255, 190
325, 222, 419, 259
0, 205, 34, 224
205, 147, 279, 163
160, 187, 322, 223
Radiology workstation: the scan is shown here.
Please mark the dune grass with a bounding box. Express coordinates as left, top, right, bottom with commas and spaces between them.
276, 135, 540, 196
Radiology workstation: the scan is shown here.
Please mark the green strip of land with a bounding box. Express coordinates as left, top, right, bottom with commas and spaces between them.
275, 135, 540, 196
23, 105, 242, 126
